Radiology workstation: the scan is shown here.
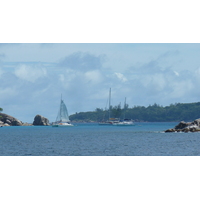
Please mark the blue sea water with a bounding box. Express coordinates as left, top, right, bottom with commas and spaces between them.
0, 122, 200, 156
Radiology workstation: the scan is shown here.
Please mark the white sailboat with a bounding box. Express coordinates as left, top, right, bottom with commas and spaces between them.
112, 118, 135, 126
113, 97, 135, 126
99, 88, 119, 125
52, 96, 73, 127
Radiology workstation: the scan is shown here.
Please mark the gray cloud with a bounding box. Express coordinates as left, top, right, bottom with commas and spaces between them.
58, 52, 107, 71
158, 50, 180, 59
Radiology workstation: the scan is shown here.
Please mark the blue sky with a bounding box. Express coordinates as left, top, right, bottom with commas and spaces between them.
1, 43, 200, 122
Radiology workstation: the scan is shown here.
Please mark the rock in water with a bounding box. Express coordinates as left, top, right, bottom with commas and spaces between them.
0, 113, 22, 126
165, 118, 200, 132
33, 115, 50, 126
174, 121, 191, 129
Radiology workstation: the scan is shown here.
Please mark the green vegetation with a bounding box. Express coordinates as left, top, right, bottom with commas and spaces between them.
69, 102, 200, 122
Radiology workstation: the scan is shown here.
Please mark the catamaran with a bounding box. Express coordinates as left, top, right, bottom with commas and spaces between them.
52, 96, 74, 127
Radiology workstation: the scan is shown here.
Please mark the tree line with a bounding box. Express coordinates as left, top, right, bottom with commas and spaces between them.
69, 102, 200, 122
1, 102, 200, 122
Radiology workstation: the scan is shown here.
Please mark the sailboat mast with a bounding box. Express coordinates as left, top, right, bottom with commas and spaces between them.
109, 88, 111, 119
124, 97, 126, 119
60, 94, 62, 121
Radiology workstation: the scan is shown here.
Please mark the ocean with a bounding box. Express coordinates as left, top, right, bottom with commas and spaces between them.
0, 122, 200, 156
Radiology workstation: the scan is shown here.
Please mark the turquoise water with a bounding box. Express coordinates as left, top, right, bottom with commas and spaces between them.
0, 122, 200, 156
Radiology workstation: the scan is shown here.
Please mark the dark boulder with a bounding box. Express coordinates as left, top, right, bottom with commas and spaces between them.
165, 128, 176, 132
174, 121, 191, 129
165, 118, 200, 133
33, 115, 49, 126
0, 113, 22, 126
193, 119, 200, 126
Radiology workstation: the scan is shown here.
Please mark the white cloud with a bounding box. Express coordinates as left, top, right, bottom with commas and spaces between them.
14, 64, 47, 83
148, 73, 166, 93
84, 70, 103, 84
115, 72, 127, 82
169, 80, 194, 99
174, 71, 179, 76
58, 52, 106, 71
57, 69, 82, 90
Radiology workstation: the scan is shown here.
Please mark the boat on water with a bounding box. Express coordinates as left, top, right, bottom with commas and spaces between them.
99, 89, 134, 126
52, 96, 73, 127
99, 118, 120, 125
99, 88, 120, 125
112, 98, 135, 126
112, 119, 135, 126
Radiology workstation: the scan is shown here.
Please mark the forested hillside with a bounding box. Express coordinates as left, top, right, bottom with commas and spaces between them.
69, 102, 200, 122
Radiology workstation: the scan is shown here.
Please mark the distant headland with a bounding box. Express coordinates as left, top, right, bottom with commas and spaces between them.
1, 101, 200, 127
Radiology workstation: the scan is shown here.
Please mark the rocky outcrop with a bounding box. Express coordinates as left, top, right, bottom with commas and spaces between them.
0, 113, 23, 126
33, 115, 50, 126
165, 119, 200, 132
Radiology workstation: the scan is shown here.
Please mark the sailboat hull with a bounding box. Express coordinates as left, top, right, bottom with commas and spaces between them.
112, 122, 135, 126
52, 124, 74, 127
99, 122, 113, 125
52, 122, 74, 127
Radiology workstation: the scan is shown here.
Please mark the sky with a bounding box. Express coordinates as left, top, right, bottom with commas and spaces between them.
1, 43, 200, 122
